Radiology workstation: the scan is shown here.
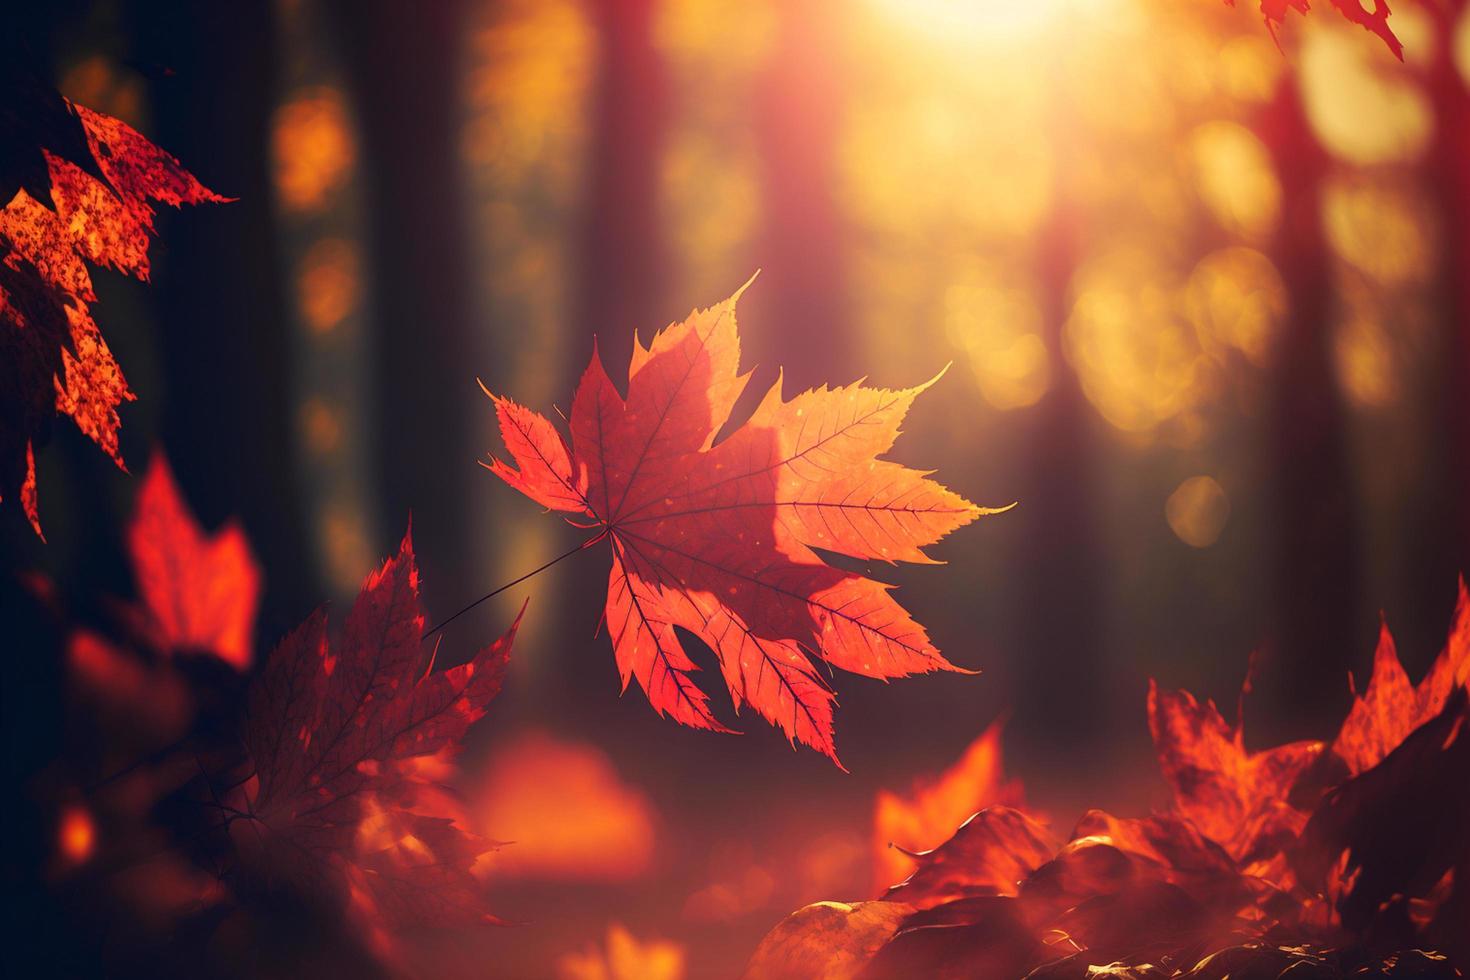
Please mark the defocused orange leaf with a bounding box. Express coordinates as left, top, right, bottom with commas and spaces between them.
128, 454, 261, 669
484, 278, 1004, 764
473, 730, 657, 881
872, 721, 1025, 893
558, 923, 686, 980
0, 71, 224, 536
232, 529, 519, 942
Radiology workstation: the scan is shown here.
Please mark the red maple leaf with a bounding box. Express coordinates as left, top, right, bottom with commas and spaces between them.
127, 453, 261, 669
483, 279, 1004, 765
231, 529, 518, 942
1228, 0, 1402, 59
0, 90, 225, 537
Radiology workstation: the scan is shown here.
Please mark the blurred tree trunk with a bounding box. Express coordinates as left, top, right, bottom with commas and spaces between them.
1428, 1, 1470, 584
753, 0, 850, 381
1012, 86, 1107, 743
1257, 79, 1361, 723
124, 0, 318, 633
326, 0, 481, 599
580, 0, 668, 349
555, 0, 669, 708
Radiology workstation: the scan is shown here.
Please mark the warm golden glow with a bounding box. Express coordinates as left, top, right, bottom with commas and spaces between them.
942, 264, 1050, 410
864, 0, 1116, 44
1065, 246, 1213, 441
1165, 475, 1230, 548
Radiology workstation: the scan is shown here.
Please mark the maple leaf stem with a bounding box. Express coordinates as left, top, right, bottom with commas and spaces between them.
422, 537, 594, 640
86, 735, 188, 792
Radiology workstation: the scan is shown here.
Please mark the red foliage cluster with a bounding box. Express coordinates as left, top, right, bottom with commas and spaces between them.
748, 583, 1470, 978
0, 83, 224, 537
44, 458, 516, 972
229, 529, 518, 951
1231, 0, 1402, 58
485, 279, 1004, 765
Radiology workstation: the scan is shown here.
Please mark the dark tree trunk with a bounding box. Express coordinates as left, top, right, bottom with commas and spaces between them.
1257, 79, 1361, 723
326, 0, 481, 601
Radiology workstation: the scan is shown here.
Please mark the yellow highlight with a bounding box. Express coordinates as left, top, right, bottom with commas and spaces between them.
1166, 475, 1230, 548
1300, 23, 1431, 166
1190, 121, 1280, 240
296, 238, 360, 334
272, 88, 356, 213
1322, 175, 1434, 287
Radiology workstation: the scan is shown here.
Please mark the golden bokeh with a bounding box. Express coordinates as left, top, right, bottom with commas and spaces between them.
1322, 174, 1434, 288
1065, 245, 1213, 440
272, 87, 356, 214
1185, 246, 1286, 366
942, 262, 1050, 410
1332, 314, 1399, 408
1299, 21, 1431, 166
1189, 121, 1280, 240
295, 237, 360, 334
1165, 475, 1230, 548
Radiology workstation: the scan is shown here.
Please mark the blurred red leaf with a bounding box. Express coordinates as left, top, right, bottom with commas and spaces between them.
234, 529, 518, 939
484, 278, 1004, 765
127, 454, 260, 669
0, 81, 225, 537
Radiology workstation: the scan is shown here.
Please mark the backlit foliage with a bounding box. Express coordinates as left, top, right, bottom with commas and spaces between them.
749, 581, 1470, 977
484, 282, 1004, 763
1, 96, 223, 535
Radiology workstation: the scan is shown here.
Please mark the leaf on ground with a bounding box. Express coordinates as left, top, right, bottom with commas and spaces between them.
127, 453, 260, 668
1148, 679, 1321, 864
0, 71, 225, 537
483, 277, 1004, 765
872, 720, 1026, 893
748, 579, 1470, 977
234, 528, 519, 941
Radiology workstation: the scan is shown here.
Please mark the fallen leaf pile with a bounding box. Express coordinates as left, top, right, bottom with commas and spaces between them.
871, 720, 1025, 894
746, 581, 1469, 979
484, 278, 1005, 765
1, 65, 225, 536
